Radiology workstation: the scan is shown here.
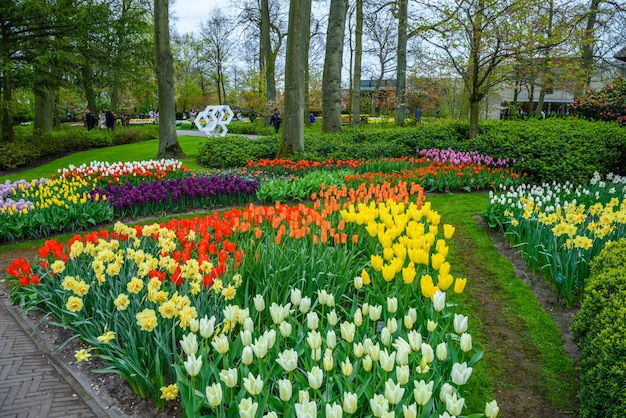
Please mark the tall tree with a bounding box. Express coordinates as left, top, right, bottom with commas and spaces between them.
363, 3, 397, 115
154, 0, 186, 158
277, 0, 311, 157
260, 0, 276, 106
395, 0, 409, 125
581, 0, 604, 87
421, 0, 520, 138
199, 10, 235, 105
350, 0, 363, 127
322, 0, 349, 133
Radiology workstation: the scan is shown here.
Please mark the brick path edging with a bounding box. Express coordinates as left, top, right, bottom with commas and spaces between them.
0, 288, 118, 418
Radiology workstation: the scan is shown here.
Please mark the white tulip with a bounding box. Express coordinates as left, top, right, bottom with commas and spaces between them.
453, 314, 468, 334
451, 362, 473, 386
291, 288, 302, 306
180, 333, 198, 356
253, 294, 265, 312
278, 378, 292, 402
307, 366, 323, 390
219, 368, 238, 388
460, 333, 472, 352
279, 321, 292, 338
326, 330, 337, 349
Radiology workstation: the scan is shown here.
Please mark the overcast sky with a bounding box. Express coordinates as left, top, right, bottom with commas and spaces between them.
171, 0, 233, 35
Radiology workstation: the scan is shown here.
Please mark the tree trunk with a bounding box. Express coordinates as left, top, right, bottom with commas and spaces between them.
1, 20, 14, 143
537, 87, 546, 117
469, 99, 480, 139
304, 5, 312, 126
111, 82, 119, 112
82, 66, 97, 115
350, 0, 363, 128
322, 0, 348, 133
154, 0, 186, 159
1, 62, 14, 143
34, 84, 54, 133
261, 0, 277, 125
394, 0, 408, 126
277, 0, 310, 157
581, 0, 602, 88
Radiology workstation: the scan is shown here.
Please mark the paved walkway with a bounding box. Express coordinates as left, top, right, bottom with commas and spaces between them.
0, 253, 112, 418
176, 129, 260, 139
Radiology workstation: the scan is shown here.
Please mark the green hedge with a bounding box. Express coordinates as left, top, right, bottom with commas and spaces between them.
571, 239, 626, 418
0, 125, 158, 171
197, 119, 626, 184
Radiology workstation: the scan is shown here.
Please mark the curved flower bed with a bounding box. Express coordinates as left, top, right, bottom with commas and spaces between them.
6, 180, 499, 417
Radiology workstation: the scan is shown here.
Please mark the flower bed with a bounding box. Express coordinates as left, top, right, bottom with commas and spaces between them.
0, 160, 258, 242
484, 172, 626, 306
6, 179, 499, 417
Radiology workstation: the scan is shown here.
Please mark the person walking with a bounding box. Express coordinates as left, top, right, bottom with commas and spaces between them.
85, 109, 97, 131
189, 109, 196, 129
270, 108, 282, 133
415, 107, 422, 124
105, 109, 116, 130
98, 108, 107, 129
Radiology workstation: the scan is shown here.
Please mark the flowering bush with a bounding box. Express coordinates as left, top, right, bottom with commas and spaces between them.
484, 172, 626, 306
570, 77, 626, 124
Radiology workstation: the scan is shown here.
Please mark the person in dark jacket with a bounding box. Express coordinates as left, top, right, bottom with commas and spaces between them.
270, 108, 282, 133
85, 109, 97, 131
105, 109, 116, 130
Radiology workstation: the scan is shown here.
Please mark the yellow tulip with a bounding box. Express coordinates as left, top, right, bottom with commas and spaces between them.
437, 273, 454, 291
361, 269, 371, 285
443, 224, 455, 239
371, 254, 384, 271
382, 263, 396, 282
454, 277, 467, 294
402, 264, 416, 285
431, 253, 445, 270
420, 274, 436, 299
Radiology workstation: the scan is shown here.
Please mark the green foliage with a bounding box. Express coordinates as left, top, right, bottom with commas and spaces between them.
227, 120, 275, 136
464, 119, 626, 184
572, 239, 626, 418
255, 169, 352, 202
196, 119, 626, 185
570, 77, 626, 124
196, 136, 278, 168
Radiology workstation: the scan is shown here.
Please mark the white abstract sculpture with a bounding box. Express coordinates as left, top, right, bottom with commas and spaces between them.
194, 105, 233, 137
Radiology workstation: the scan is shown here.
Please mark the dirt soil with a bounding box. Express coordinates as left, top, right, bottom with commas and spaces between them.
469, 215, 579, 417
0, 215, 580, 417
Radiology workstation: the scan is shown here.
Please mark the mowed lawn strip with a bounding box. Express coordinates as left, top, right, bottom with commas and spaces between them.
429, 193, 578, 415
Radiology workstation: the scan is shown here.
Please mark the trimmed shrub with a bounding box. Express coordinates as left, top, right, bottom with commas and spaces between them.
196, 119, 626, 184
572, 239, 626, 418
0, 125, 158, 171
196, 135, 278, 168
